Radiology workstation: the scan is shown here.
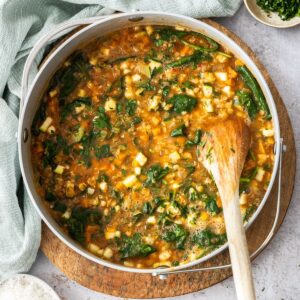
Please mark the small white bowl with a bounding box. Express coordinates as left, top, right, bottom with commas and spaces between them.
0, 274, 60, 300
244, 0, 300, 28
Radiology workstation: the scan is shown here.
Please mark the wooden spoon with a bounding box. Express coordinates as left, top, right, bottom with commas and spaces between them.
198, 116, 256, 300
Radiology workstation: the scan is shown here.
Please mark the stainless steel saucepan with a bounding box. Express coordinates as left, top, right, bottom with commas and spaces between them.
18, 12, 283, 277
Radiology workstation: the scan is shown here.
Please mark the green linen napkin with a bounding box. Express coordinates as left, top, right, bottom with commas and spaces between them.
0, 0, 241, 280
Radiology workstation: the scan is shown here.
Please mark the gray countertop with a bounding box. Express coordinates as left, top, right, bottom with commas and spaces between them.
29, 5, 300, 300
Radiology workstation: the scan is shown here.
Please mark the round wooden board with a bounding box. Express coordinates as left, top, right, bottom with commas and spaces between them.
41, 19, 296, 298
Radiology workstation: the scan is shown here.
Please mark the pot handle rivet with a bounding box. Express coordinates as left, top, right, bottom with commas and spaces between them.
23, 128, 29, 143
128, 16, 144, 22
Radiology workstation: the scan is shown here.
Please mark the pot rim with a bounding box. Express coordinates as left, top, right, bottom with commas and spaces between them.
18, 11, 281, 274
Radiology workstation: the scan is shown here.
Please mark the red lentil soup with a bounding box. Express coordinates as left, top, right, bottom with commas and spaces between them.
31, 25, 274, 269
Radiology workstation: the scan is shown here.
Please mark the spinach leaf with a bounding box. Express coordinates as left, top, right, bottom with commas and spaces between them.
145, 164, 170, 186
205, 196, 221, 214
45, 191, 57, 202
192, 229, 227, 247
118, 233, 156, 259
66, 206, 102, 243
166, 51, 212, 69
125, 100, 137, 116
171, 124, 187, 137
43, 140, 57, 167
237, 65, 271, 119
162, 86, 170, 97
161, 223, 189, 250
185, 164, 196, 175
95, 144, 113, 159
61, 97, 92, 119
93, 106, 111, 129
185, 130, 202, 147
243, 205, 257, 222
240, 167, 258, 193
53, 201, 67, 213
142, 202, 154, 214
167, 94, 197, 114
170, 199, 188, 217
236, 90, 257, 120
158, 212, 173, 226
54, 52, 91, 101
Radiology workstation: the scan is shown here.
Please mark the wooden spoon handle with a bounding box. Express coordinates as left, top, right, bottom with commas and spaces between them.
223, 191, 256, 300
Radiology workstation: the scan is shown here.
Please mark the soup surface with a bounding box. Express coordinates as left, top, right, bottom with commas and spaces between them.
31, 25, 274, 269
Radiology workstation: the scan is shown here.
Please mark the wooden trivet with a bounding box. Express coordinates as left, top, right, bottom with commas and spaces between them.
40, 19, 296, 298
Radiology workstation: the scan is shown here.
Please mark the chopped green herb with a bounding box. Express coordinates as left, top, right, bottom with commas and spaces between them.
171, 124, 187, 137
185, 130, 202, 147
125, 100, 138, 116
236, 90, 257, 120
93, 106, 111, 129
95, 144, 112, 159
161, 223, 189, 250
192, 229, 227, 247
118, 233, 156, 259
256, 0, 300, 20
167, 94, 197, 114
145, 164, 170, 186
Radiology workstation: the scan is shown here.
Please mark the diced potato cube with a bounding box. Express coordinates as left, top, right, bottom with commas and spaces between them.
89, 57, 98, 66
75, 104, 85, 114
255, 168, 265, 182
132, 74, 141, 82
123, 175, 138, 188
134, 167, 141, 175
54, 165, 64, 175
159, 250, 171, 261
87, 187, 95, 195
203, 84, 213, 97
149, 59, 162, 72
257, 154, 269, 166
104, 97, 116, 111
62, 208, 71, 219
262, 129, 274, 137
216, 54, 228, 63
202, 72, 215, 83
169, 151, 180, 163
78, 89, 86, 97
145, 25, 154, 35
124, 261, 134, 267
239, 193, 248, 205
203, 98, 214, 113
146, 216, 156, 224
144, 236, 154, 244
79, 182, 87, 191
215, 72, 228, 81
102, 48, 110, 56
103, 247, 113, 259
47, 125, 56, 134
222, 86, 231, 96
99, 181, 108, 192
88, 243, 100, 253
66, 181, 75, 198
39, 117, 53, 132
105, 231, 116, 240
172, 183, 180, 190
135, 152, 148, 166
49, 89, 58, 98
148, 95, 161, 111
201, 211, 209, 221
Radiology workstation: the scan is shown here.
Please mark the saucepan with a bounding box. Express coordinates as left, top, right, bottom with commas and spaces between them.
18, 12, 282, 276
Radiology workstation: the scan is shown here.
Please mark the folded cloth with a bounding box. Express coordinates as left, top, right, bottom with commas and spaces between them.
0, 0, 242, 280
